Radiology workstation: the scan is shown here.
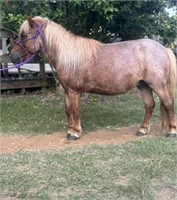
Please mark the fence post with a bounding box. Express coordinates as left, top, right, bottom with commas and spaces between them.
39, 62, 46, 80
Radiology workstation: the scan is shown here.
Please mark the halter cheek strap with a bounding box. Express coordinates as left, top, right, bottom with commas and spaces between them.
36, 24, 46, 53
0, 23, 46, 71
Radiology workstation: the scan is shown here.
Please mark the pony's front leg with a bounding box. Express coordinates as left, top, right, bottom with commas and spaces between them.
65, 91, 82, 140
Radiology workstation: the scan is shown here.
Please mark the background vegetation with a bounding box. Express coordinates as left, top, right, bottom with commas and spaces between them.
1, 0, 177, 45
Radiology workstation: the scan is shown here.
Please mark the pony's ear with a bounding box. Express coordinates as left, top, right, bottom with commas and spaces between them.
26, 16, 38, 28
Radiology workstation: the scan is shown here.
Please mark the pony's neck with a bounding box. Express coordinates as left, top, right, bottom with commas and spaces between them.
44, 21, 101, 70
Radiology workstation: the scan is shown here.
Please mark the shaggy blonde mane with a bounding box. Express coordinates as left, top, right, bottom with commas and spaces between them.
20, 16, 101, 70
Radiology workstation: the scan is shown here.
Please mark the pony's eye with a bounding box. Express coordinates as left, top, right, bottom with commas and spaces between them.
21, 32, 26, 39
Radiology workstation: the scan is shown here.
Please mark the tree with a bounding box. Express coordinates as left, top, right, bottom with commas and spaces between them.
103, 0, 176, 44
1, 0, 176, 45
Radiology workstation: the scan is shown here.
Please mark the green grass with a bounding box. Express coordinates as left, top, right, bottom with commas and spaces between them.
0, 91, 161, 135
0, 91, 177, 199
0, 94, 67, 135
0, 137, 177, 200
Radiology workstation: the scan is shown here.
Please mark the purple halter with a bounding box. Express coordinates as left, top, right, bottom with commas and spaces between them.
0, 23, 46, 71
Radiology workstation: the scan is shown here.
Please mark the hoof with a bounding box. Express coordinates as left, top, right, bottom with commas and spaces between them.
166, 133, 177, 138
136, 130, 146, 136
67, 134, 80, 141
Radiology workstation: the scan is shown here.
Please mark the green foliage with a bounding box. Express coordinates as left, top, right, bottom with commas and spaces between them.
2, 14, 25, 33
1, 0, 51, 32
158, 14, 177, 45
1, 0, 176, 44
105, 0, 176, 43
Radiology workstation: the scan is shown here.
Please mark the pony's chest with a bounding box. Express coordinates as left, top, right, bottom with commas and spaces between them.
58, 69, 84, 91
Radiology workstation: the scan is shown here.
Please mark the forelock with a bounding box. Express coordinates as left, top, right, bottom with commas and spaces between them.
19, 20, 30, 35
19, 16, 49, 35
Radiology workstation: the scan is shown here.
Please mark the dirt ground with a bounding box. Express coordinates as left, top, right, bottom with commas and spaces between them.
0, 124, 164, 154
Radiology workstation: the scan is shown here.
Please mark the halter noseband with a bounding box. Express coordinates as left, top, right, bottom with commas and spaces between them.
0, 23, 46, 71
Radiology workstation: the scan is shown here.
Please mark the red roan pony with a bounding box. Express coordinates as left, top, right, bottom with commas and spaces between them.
10, 17, 177, 140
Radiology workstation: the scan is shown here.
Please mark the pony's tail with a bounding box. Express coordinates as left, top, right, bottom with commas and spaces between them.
160, 48, 177, 131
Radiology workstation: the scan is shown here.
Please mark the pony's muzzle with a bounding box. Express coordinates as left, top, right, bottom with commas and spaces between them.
10, 53, 21, 64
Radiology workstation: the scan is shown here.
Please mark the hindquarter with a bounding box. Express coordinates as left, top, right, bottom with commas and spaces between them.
141, 42, 170, 87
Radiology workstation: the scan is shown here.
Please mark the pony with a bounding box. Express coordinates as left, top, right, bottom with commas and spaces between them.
10, 16, 177, 140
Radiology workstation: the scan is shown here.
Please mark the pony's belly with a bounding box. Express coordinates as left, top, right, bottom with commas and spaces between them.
84, 83, 135, 95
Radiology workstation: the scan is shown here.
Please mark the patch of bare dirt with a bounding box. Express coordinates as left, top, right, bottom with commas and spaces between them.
0, 124, 163, 154
154, 188, 177, 200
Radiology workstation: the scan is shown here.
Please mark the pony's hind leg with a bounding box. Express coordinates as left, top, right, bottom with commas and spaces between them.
137, 84, 155, 136
65, 90, 82, 140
